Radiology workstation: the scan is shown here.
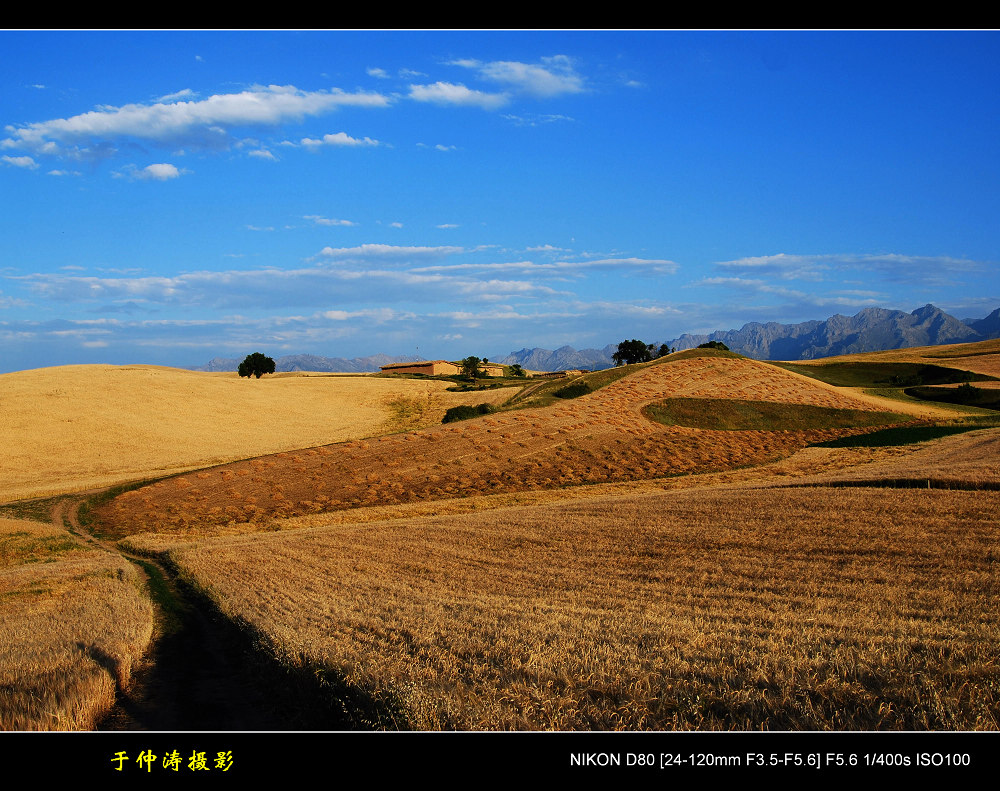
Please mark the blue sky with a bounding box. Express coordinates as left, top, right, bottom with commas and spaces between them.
2, 29, 998, 372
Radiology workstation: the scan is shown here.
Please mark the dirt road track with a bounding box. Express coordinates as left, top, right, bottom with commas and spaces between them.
52, 494, 344, 730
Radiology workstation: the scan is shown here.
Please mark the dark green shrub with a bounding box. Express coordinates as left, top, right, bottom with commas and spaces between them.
442, 403, 494, 423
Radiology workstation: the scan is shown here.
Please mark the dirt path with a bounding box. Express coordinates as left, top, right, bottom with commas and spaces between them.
52, 495, 337, 730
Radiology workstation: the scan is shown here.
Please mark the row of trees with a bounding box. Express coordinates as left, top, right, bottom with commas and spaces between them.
611, 340, 674, 366
610, 339, 730, 366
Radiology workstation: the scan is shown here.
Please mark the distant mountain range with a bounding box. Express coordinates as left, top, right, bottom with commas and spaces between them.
193, 304, 1000, 373
498, 304, 1000, 370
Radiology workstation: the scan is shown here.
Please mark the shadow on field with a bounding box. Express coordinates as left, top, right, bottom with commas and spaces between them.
99, 564, 406, 731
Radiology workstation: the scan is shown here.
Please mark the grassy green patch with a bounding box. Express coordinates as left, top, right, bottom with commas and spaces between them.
0, 494, 72, 523
0, 531, 86, 568
767, 361, 993, 388
130, 556, 188, 637
552, 381, 593, 399
446, 378, 526, 392
644, 398, 908, 432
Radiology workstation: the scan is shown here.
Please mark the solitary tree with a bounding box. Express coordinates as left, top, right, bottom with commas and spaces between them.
509, 363, 526, 378
238, 352, 276, 379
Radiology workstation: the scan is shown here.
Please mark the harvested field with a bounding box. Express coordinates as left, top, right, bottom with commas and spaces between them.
166, 486, 1000, 730
0, 364, 508, 503
791, 427, 1000, 489
0, 516, 153, 730
9, 347, 998, 733
94, 355, 914, 538
783, 337, 1000, 380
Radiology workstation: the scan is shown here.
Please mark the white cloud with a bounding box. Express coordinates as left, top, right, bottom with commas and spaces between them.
317, 243, 464, 262
305, 215, 357, 227
502, 113, 575, 127
299, 131, 379, 149
3, 84, 391, 155
2, 154, 38, 169
464, 55, 585, 98
715, 252, 984, 283
247, 148, 277, 160
15, 257, 562, 310
411, 257, 680, 278
156, 88, 197, 103
321, 307, 399, 321
113, 162, 184, 181
142, 163, 182, 180
695, 275, 887, 308
407, 81, 509, 110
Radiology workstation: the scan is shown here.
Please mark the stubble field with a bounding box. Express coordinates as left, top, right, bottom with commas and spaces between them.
3, 343, 999, 731
0, 364, 508, 503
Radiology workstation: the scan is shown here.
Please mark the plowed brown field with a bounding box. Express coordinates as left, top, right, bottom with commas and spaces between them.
95, 356, 911, 537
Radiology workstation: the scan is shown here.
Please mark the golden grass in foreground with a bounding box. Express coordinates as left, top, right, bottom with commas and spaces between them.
0, 364, 510, 503
0, 517, 153, 730
167, 486, 1000, 730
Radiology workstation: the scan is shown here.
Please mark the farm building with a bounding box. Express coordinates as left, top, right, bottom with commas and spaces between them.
380, 360, 461, 376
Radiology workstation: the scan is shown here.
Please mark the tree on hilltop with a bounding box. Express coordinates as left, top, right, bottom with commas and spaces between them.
612, 339, 654, 366
238, 352, 276, 379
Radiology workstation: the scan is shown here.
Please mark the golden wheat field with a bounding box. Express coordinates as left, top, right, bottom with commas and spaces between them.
0, 364, 508, 503
0, 516, 153, 730
3, 343, 999, 732
166, 483, 1000, 730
